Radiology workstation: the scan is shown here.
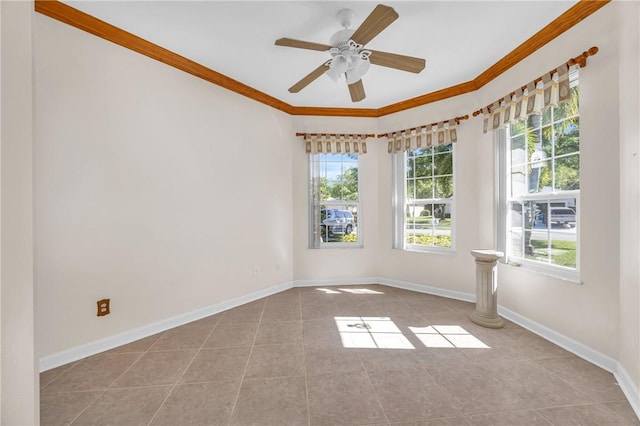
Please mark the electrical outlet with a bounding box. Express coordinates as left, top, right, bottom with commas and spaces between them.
97, 299, 110, 317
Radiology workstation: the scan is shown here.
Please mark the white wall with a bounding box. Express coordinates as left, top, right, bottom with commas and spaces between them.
617, 0, 640, 399
34, 14, 295, 358
1, 1, 38, 424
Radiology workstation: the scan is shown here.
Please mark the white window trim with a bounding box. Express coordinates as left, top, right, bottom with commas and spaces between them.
308, 154, 363, 249
393, 148, 456, 253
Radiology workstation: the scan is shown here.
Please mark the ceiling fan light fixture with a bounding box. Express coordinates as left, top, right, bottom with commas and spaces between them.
326, 67, 341, 82
329, 54, 349, 74
345, 70, 361, 85
352, 55, 371, 77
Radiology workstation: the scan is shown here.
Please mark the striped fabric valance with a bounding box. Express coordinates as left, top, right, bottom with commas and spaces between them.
301, 133, 372, 155
382, 116, 468, 154
481, 63, 573, 134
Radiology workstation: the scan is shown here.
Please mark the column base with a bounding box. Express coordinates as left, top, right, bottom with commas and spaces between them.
470, 311, 504, 329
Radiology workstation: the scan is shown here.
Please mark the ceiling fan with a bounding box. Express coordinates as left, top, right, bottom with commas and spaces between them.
275, 4, 426, 103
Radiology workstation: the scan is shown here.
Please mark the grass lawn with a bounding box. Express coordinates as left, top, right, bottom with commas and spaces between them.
408, 218, 452, 230
529, 239, 576, 267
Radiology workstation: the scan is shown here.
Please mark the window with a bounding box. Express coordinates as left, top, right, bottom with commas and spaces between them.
393, 144, 455, 251
499, 73, 580, 278
309, 153, 361, 247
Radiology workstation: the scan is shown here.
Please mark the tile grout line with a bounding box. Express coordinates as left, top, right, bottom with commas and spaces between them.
297, 289, 311, 426
145, 319, 222, 426
65, 350, 149, 425
226, 299, 268, 426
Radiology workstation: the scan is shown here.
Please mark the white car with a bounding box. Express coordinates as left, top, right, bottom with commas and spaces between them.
550, 207, 576, 225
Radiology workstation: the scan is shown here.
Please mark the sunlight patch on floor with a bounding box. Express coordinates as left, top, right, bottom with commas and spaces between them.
335, 316, 415, 349
410, 325, 489, 349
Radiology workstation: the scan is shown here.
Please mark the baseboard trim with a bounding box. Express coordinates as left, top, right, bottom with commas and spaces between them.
374, 277, 476, 304
496, 304, 618, 372
39, 281, 294, 372
614, 362, 640, 420
293, 277, 381, 287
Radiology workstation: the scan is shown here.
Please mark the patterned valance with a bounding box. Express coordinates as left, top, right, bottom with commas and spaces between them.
380, 115, 468, 154
299, 133, 373, 155
480, 65, 572, 134
476, 47, 599, 134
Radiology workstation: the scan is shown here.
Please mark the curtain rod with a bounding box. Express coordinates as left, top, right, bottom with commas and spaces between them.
472, 46, 598, 117
376, 115, 469, 138
295, 133, 375, 138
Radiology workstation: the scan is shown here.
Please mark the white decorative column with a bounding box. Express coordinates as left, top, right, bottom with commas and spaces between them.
470, 250, 504, 329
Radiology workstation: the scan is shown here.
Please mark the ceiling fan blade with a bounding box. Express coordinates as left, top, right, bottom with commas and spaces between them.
275, 37, 331, 52
350, 4, 399, 46
348, 79, 366, 102
369, 50, 426, 73
288, 62, 329, 93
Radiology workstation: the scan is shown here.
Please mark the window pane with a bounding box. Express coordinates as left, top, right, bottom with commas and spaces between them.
554, 155, 580, 190
414, 178, 433, 200
413, 155, 433, 178
510, 164, 527, 196
405, 203, 452, 249
433, 152, 453, 176
434, 176, 453, 198
528, 161, 551, 193
406, 157, 416, 179
434, 144, 453, 154
507, 202, 524, 258
549, 231, 577, 268
317, 204, 358, 243
554, 117, 580, 157
510, 134, 527, 165
407, 179, 416, 200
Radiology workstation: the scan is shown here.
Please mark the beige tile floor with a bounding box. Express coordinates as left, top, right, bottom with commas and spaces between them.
40, 285, 639, 426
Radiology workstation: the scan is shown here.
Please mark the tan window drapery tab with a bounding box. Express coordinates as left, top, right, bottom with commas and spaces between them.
480, 65, 578, 134
557, 64, 571, 103
381, 115, 468, 153
301, 133, 372, 155
475, 48, 597, 134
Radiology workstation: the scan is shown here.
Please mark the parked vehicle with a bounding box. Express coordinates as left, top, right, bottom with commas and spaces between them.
550, 207, 576, 225
320, 209, 355, 236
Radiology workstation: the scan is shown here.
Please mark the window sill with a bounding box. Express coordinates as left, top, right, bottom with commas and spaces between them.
500, 260, 582, 284
398, 246, 456, 255
312, 244, 364, 250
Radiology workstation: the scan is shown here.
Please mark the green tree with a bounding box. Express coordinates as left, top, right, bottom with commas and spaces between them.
327, 166, 358, 201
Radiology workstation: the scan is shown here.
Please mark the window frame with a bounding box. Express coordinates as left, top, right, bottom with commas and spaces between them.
308, 152, 363, 249
393, 144, 456, 253
496, 73, 581, 282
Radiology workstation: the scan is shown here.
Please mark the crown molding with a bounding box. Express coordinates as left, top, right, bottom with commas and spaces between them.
34, 0, 295, 115
35, 0, 610, 118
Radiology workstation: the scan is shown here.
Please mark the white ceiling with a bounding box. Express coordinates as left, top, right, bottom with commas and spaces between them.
63, 1, 577, 109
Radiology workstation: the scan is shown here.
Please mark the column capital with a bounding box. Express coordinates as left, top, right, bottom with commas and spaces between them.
470, 249, 504, 263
